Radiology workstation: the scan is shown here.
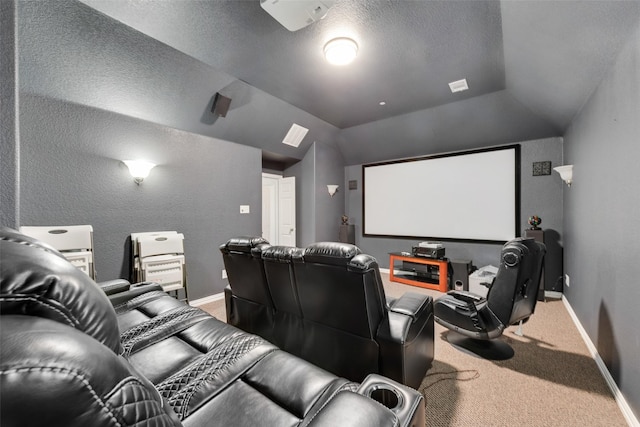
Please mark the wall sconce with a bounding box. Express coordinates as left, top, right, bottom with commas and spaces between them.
553, 165, 573, 187
327, 185, 339, 197
123, 160, 156, 185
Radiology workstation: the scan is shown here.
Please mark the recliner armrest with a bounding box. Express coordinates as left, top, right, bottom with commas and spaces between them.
108, 282, 164, 307
304, 392, 397, 427
448, 290, 486, 304
98, 278, 131, 295
388, 292, 430, 321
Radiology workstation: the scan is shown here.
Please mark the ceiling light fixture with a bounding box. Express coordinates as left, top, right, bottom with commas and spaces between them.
324, 38, 358, 66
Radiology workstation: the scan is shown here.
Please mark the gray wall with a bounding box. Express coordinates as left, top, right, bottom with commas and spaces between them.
345, 137, 564, 293
1, 0, 18, 228
563, 21, 640, 420
17, 93, 262, 301
286, 141, 345, 247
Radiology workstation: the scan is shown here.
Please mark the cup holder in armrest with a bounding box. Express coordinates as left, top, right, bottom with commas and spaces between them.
368, 385, 403, 411
357, 374, 425, 427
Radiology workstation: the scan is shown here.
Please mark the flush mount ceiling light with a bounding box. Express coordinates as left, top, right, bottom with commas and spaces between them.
324, 38, 358, 66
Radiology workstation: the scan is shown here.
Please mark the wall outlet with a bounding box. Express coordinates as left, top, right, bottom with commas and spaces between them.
222, 269, 227, 279
240, 205, 250, 214
565, 273, 570, 287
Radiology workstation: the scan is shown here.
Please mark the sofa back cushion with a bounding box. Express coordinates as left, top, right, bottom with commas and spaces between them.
294, 243, 386, 339
0, 227, 122, 353
219, 236, 273, 307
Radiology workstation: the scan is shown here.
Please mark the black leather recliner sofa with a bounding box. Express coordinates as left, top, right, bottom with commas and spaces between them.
220, 237, 435, 389
0, 228, 425, 427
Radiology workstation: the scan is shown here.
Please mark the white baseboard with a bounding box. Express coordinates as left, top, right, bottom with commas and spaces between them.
545, 290, 563, 299
189, 292, 224, 307
379, 267, 390, 274
562, 295, 639, 427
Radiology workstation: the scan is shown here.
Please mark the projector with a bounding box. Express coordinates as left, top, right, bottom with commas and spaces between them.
260, 0, 336, 32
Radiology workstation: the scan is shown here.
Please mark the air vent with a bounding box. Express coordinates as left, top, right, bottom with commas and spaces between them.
282, 123, 309, 148
448, 79, 469, 93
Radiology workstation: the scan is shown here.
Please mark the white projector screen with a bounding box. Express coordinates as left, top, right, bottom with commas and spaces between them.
363, 145, 520, 243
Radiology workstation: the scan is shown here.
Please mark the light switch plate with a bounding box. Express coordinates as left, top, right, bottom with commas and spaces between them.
240, 205, 250, 214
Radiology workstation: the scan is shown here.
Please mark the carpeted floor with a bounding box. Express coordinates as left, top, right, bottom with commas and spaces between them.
199, 273, 627, 426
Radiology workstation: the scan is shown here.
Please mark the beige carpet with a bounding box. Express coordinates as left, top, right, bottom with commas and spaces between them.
199, 273, 626, 426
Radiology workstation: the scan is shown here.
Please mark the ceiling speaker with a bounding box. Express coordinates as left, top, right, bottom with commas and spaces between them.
211, 93, 232, 117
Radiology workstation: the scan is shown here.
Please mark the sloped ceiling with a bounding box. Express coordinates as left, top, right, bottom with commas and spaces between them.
21, 0, 640, 165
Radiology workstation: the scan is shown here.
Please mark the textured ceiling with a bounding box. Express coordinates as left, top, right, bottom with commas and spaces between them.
83, 0, 506, 129
30, 0, 640, 165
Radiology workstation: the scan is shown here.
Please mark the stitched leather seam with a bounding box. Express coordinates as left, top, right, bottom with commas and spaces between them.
120, 307, 208, 357
0, 295, 76, 327
1, 366, 122, 426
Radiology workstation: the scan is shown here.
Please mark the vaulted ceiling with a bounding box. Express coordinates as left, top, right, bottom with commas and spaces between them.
21, 1, 640, 166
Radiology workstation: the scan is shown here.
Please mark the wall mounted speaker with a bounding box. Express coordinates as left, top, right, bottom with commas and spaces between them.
211, 93, 232, 117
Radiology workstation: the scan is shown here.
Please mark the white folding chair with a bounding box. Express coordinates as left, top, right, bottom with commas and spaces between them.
130, 231, 178, 282
133, 232, 188, 302
19, 225, 96, 279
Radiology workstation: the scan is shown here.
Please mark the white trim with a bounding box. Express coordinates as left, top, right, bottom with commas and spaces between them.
189, 292, 224, 307
379, 267, 390, 274
562, 295, 639, 427
262, 172, 283, 179
544, 290, 563, 299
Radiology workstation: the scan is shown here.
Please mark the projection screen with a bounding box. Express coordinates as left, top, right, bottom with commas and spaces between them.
363, 145, 520, 243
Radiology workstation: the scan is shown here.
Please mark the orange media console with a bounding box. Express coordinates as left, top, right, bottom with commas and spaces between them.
388, 252, 449, 293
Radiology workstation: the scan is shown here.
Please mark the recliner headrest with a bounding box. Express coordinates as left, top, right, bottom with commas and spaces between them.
300, 242, 362, 266
347, 254, 379, 272
0, 227, 122, 354
219, 236, 270, 258
261, 245, 302, 262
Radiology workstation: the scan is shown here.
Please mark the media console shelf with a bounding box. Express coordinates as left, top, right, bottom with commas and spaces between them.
388, 252, 449, 292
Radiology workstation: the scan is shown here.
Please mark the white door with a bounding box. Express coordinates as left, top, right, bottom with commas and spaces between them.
261, 174, 296, 246
262, 175, 278, 242
278, 176, 296, 246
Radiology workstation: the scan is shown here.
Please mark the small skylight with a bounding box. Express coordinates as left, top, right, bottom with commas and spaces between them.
282, 123, 309, 147
448, 79, 469, 93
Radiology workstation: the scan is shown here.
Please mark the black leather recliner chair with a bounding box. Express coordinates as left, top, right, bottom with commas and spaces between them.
219, 236, 274, 340
292, 242, 435, 389
434, 237, 546, 358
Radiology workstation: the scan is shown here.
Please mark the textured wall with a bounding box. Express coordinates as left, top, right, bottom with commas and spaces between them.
286, 142, 346, 247
563, 21, 640, 420
314, 142, 346, 242
345, 137, 563, 283
19, 94, 262, 300
17, 0, 339, 164
1, 0, 18, 228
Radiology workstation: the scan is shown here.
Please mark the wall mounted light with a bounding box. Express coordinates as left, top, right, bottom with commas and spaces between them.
123, 160, 156, 185
324, 38, 358, 66
327, 185, 339, 197
553, 165, 573, 187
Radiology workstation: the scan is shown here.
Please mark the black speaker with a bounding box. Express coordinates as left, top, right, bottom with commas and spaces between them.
450, 259, 473, 291
211, 93, 232, 117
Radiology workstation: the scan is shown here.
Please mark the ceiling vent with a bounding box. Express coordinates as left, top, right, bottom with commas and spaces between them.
260, 0, 336, 32
282, 123, 309, 147
448, 79, 469, 93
